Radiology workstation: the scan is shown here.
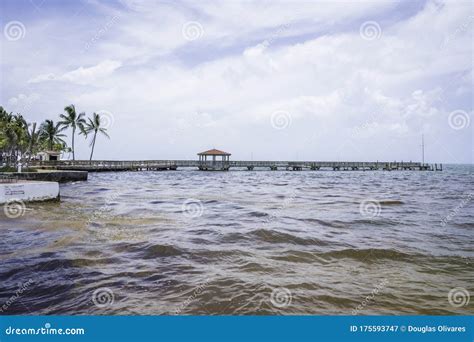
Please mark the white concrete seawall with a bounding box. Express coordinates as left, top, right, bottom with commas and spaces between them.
0, 181, 60, 204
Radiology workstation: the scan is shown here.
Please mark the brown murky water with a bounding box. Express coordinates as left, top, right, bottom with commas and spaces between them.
0, 165, 473, 315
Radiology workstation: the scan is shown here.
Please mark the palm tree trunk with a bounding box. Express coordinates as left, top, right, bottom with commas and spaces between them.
89, 131, 97, 161
27, 122, 36, 162
72, 127, 75, 160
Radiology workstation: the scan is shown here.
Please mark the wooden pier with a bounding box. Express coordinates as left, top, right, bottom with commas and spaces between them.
30, 160, 442, 172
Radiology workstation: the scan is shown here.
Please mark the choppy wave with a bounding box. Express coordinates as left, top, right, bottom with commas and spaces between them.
0, 165, 472, 315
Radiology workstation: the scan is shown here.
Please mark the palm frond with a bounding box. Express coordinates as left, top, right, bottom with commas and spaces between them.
99, 128, 110, 139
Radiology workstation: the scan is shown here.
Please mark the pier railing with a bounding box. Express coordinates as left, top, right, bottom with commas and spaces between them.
30, 160, 180, 170
29, 159, 440, 172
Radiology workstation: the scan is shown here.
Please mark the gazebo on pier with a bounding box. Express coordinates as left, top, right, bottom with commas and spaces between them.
198, 149, 231, 171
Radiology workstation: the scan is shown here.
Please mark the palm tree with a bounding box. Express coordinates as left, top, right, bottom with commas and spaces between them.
0, 111, 28, 165
0, 109, 16, 165
26, 122, 40, 162
59, 104, 86, 160
39, 119, 67, 151
82, 112, 110, 161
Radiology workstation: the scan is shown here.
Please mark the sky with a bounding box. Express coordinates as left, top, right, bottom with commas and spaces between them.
0, 0, 472, 163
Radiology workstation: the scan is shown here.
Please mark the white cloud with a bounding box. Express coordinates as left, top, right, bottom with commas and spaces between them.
1, 0, 472, 162
7, 93, 41, 114
28, 60, 122, 85
27, 73, 56, 83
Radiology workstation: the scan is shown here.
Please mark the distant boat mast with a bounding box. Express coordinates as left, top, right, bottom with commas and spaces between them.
422, 134, 425, 165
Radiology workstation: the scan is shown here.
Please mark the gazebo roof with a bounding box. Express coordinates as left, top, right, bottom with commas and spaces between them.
197, 149, 231, 156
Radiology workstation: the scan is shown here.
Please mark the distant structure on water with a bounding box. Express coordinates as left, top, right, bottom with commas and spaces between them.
198, 149, 231, 171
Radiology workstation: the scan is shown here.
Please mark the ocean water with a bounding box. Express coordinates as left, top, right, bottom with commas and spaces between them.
0, 165, 473, 315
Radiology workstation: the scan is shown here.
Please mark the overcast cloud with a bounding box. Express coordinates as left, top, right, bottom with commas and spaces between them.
0, 0, 472, 163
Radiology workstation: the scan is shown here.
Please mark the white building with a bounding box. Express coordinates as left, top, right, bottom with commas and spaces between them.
37, 151, 61, 161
